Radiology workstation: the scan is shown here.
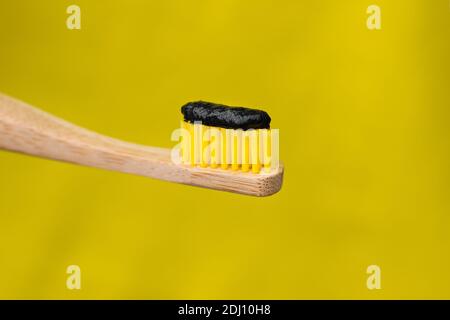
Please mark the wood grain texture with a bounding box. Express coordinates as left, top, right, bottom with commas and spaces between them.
0, 93, 283, 196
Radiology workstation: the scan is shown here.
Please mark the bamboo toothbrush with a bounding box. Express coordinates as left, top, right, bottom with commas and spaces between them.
0, 93, 283, 196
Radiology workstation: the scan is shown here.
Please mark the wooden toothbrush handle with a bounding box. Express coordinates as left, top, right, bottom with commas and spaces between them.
0, 93, 179, 179
0, 93, 283, 196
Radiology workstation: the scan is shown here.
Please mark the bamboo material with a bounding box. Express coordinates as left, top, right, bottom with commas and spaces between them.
0, 93, 283, 196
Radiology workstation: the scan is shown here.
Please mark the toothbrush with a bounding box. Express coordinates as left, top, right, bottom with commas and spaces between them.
0, 93, 283, 196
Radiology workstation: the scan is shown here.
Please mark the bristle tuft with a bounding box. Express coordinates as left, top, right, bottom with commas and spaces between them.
180, 121, 272, 173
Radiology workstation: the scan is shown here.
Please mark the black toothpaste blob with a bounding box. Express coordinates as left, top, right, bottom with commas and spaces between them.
181, 101, 271, 130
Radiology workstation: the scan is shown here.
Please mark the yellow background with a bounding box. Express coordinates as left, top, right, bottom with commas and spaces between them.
0, 0, 449, 299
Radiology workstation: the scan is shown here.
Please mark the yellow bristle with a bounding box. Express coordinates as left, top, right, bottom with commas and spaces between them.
188, 122, 194, 165
180, 121, 184, 162
220, 128, 228, 169
260, 129, 271, 172
193, 122, 202, 166
181, 121, 190, 164
200, 124, 209, 167
251, 130, 260, 173
266, 129, 272, 172
209, 127, 220, 168
180, 120, 271, 174
231, 129, 241, 170
241, 130, 250, 172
